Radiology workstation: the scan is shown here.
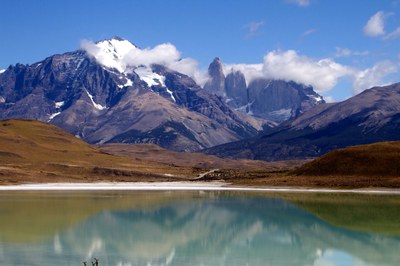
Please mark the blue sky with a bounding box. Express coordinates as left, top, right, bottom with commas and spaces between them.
1, 0, 399, 101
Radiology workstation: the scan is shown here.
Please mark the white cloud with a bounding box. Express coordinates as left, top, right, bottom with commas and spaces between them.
363, 11, 400, 41
323, 96, 336, 103
169, 58, 209, 86
225, 50, 397, 96
82, 38, 398, 97
302, 28, 317, 37
363, 11, 387, 37
335, 47, 369, 57
81, 39, 208, 86
352, 60, 397, 94
384, 26, 400, 40
124, 43, 181, 67
286, 0, 310, 7
223, 63, 264, 85
243, 21, 264, 39
261, 50, 353, 92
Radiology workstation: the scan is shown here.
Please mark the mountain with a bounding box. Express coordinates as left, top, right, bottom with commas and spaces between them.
0, 37, 266, 152
205, 83, 400, 161
247, 79, 324, 122
203, 57, 225, 97
0, 119, 195, 184
203, 57, 325, 123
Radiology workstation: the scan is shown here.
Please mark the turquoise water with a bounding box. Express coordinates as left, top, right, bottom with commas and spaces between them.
0, 191, 399, 265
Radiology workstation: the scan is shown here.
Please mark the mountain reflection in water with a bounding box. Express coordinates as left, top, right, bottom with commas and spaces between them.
0, 191, 399, 266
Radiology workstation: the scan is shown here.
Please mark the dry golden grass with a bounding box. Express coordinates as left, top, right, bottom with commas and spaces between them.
293, 141, 400, 177
99, 143, 304, 170
0, 119, 198, 184
192, 140, 400, 188
2, 119, 400, 189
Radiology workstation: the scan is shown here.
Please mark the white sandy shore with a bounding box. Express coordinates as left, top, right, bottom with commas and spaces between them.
0, 182, 400, 194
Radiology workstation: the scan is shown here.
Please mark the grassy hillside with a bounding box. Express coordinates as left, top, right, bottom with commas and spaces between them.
293, 141, 400, 177
99, 143, 302, 170
199, 141, 400, 188
0, 119, 197, 184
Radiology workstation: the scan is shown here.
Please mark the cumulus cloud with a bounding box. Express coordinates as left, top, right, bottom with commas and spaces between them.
225, 50, 397, 95
125, 43, 181, 67
169, 58, 209, 86
352, 60, 397, 94
227, 51, 352, 92
363, 11, 387, 37
81, 39, 208, 86
82, 39, 398, 96
363, 11, 400, 40
243, 21, 265, 39
335, 47, 369, 57
323, 96, 336, 103
223, 63, 264, 85
261, 50, 353, 92
286, 0, 310, 7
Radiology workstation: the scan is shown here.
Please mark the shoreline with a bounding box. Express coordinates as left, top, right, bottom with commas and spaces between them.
1, 182, 400, 194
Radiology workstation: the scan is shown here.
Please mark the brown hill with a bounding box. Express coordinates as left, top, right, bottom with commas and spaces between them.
293, 141, 400, 177
0, 119, 197, 184
99, 143, 303, 170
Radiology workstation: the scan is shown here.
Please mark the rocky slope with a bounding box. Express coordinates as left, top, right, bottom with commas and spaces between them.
0, 38, 265, 151
204, 57, 324, 123
205, 83, 400, 161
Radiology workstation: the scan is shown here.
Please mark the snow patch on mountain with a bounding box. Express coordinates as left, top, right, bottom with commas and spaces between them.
0, 69, 6, 74
88, 39, 135, 72
85, 90, 107, 110
310, 95, 324, 103
124, 78, 133, 87
48, 112, 61, 121
166, 87, 176, 102
117, 78, 133, 88
0, 96, 5, 103
134, 66, 176, 102
135, 66, 166, 87
55, 101, 64, 108
80, 38, 208, 86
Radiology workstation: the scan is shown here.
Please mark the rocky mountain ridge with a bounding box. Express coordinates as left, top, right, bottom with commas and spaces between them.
0, 38, 265, 151
204, 57, 325, 123
205, 82, 400, 161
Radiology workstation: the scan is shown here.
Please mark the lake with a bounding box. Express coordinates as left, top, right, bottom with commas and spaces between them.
0, 190, 400, 266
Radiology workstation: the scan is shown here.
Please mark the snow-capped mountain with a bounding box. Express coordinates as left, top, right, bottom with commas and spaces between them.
204, 57, 325, 123
0, 37, 266, 151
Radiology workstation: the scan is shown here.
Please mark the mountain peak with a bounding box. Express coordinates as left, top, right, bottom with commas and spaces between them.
213, 57, 221, 63
95, 36, 129, 44
110, 35, 126, 41
204, 57, 226, 96
91, 37, 137, 73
